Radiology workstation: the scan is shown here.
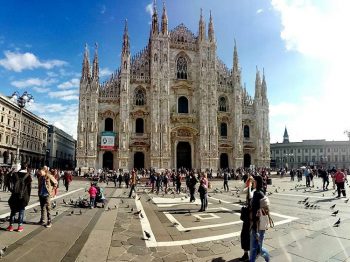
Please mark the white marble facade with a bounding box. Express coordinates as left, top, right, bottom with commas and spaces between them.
76, 5, 270, 172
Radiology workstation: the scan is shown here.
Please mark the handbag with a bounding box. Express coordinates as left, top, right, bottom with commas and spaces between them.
258, 208, 274, 230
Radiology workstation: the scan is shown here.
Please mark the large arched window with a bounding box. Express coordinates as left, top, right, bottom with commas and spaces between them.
105, 118, 113, 131
218, 96, 228, 112
178, 96, 189, 113
220, 123, 228, 137
135, 118, 144, 134
177, 57, 188, 79
244, 125, 250, 138
134, 87, 146, 106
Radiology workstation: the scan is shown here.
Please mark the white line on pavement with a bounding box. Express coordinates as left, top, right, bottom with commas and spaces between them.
0, 188, 84, 219
274, 193, 335, 199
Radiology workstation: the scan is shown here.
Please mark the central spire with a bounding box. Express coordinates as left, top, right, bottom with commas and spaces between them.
81, 43, 91, 82
92, 43, 99, 80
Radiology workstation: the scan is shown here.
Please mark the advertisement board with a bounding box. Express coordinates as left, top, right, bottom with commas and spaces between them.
101, 132, 116, 150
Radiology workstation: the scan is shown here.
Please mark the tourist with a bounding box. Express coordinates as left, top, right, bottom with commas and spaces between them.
88, 182, 98, 208
198, 173, 208, 212
38, 167, 58, 228
188, 173, 198, 202
7, 167, 32, 232
335, 168, 347, 198
223, 172, 229, 192
118, 172, 123, 188
128, 170, 137, 198
63, 171, 72, 192
250, 175, 270, 262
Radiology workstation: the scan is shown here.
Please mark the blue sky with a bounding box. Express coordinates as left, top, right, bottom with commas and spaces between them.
0, 0, 349, 142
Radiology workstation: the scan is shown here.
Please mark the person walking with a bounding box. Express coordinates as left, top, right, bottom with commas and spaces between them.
118, 173, 123, 188
335, 168, 347, 198
128, 170, 137, 198
188, 173, 198, 202
249, 175, 270, 262
223, 172, 229, 192
304, 167, 310, 187
198, 173, 208, 212
176, 173, 182, 194
63, 171, 72, 192
88, 183, 98, 208
38, 167, 58, 228
6, 167, 32, 232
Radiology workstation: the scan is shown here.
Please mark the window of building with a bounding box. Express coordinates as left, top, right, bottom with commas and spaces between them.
342, 155, 345, 162
243, 125, 250, 138
220, 123, 227, 137
48, 139, 51, 143
298, 149, 301, 153
176, 56, 188, 79
305, 156, 308, 162
320, 148, 323, 153
0, 133, 2, 142
298, 156, 301, 162
218, 97, 227, 112
178, 96, 189, 113
312, 148, 315, 153
12, 137, 15, 145
290, 149, 293, 153
6, 135, 9, 143
49, 134, 51, 137
135, 118, 144, 134
327, 148, 330, 152
335, 155, 338, 162
7, 119, 10, 125
283, 149, 286, 154
334, 148, 338, 152
1, 116, 3, 122
342, 148, 345, 152
105, 118, 113, 132
276, 150, 279, 154
305, 149, 308, 153
134, 88, 146, 106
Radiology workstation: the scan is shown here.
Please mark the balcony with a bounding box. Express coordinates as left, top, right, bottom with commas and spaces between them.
171, 113, 196, 124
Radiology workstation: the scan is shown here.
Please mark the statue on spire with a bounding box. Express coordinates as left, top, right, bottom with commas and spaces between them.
152, 0, 159, 35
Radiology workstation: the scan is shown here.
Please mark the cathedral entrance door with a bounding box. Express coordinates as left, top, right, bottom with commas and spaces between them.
220, 153, 229, 169
134, 152, 145, 169
103, 151, 113, 170
176, 142, 192, 170
244, 154, 251, 168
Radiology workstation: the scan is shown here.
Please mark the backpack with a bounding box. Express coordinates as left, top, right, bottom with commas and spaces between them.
13, 173, 29, 199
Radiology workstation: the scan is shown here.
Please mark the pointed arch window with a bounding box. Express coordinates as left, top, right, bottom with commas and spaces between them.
220, 123, 228, 137
244, 125, 250, 138
134, 87, 146, 106
178, 96, 189, 113
218, 96, 228, 112
177, 56, 188, 79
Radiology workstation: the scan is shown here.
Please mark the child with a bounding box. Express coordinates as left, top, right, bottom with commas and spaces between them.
88, 183, 98, 208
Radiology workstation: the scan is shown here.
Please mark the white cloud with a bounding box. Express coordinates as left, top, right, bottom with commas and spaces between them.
33, 87, 51, 93
57, 78, 80, 89
11, 77, 57, 88
0, 51, 66, 72
100, 5, 106, 14
145, 2, 153, 17
47, 71, 58, 77
256, 9, 264, 14
28, 103, 78, 138
48, 89, 79, 100
100, 67, 112, 77
270, 0, 350, 142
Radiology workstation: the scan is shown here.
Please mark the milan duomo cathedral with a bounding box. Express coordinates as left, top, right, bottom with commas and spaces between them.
76, 3, 270, 172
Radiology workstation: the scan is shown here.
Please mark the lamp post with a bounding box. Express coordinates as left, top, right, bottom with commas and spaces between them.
10, 91, 34, 167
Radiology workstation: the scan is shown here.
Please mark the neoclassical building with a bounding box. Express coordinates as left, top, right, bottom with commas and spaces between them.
76, 4, 270, 172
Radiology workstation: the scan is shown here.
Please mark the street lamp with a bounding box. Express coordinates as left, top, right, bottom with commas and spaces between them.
10, 91, 34, 167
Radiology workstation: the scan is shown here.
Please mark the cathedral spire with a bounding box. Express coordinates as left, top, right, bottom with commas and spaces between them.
232, 39, 240, 84
81, 43, 91, 82
151, 0, 159, 35
122, 19, 130, 55
161, 1, 168, 35
208, 10, 215, 42
255, 66, 262, 99
92, 43, 99, 80
261, 68, 268, 100
198, 8, 206, 42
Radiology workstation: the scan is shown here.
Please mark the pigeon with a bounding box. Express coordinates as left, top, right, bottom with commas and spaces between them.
345, 199, 349, 203
322, 194, 325, 197
55, 211, 59, 216
79, 209, 82, 215
332, 191, 336, 196
126, 204, 130, 209
63, 199, 67, 205
114, 204, 117, 209
0, 246, 7, 258
107, 207, 111, 211
195, 217, 201, 222
275, 189, 278, 193
173, 222, 179, 226
131, 207, 134, 212
332, 210, 339, 216
133, 210, 141, 215
51, 201, 57, 209
330, 204, 336, 209
140, 213, 144, 219
70, 211, 74, 215
181, 197, 184, 201
144, 230, 151, 239
334, 218, 341, 227
219, 200, 222, 204
70, 199, 74, 204
138, 196, 141, 201
121, 199, 124, 204
33, 208, 38, 213
147, 198, 151, 202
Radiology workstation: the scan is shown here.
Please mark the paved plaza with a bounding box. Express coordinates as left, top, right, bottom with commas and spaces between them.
0, 176, 350, 261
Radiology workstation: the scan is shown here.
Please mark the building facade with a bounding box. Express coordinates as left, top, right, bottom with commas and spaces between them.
46, 125, 76, 169
0, 94, 48, 168
76, 5, 270, 172
271, 127, 350, 169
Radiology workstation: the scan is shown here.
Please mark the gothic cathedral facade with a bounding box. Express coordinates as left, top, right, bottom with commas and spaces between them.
76, 4, 270, 172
